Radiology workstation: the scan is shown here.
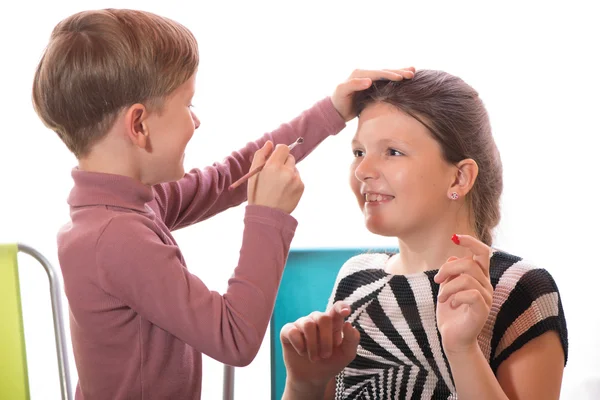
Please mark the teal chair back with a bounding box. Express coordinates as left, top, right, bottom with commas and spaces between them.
0, 243, 72, 400
270, 248, 391, 400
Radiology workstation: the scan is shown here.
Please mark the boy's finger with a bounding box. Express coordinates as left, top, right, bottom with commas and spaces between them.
283, 154, 296, 168
350, 69, 405, 82
341, 78, 372, 95
264, 143, 290, 166
250, 140, 274, 168
383, 68, 416, 78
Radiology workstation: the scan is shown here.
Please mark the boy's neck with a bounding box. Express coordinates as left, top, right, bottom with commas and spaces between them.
78, 131, 145, 184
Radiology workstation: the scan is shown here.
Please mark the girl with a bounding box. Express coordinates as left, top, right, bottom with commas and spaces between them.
280, 70, 568, 400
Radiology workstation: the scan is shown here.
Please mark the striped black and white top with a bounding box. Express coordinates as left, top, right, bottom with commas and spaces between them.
328, 250, 568, 400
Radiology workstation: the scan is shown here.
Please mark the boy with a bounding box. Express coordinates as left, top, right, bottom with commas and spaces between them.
32, 8, 413, 399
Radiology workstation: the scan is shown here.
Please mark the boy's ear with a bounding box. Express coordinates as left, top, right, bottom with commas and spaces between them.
448, 158, 479, 198
125, 103, 150, 150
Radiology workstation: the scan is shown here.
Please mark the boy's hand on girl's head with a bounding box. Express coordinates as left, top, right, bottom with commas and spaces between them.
247, 141, 305, 214
331, 67, 416, 122
280, 301, 360, 388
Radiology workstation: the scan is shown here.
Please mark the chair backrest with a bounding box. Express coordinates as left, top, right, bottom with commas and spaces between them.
0, 244, 30, 399
270, 248, 391, 400
0, 243, 73, 400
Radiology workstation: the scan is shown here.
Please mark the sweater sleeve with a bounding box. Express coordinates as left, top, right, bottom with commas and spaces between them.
152, 97, 346, 231
95, 204, 297, 367
489, 268, 568, 373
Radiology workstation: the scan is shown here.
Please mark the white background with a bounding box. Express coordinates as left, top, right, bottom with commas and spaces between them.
1, 1, 599, 398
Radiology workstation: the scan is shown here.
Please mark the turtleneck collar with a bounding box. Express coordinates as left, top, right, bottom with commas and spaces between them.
67, 168, 154, 212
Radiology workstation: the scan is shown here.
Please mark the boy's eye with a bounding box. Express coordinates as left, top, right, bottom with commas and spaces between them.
388, 148, 404, 156
353, 149, 364, 157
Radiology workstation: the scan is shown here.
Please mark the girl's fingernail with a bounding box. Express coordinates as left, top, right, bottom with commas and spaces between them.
451, 234, 460, 245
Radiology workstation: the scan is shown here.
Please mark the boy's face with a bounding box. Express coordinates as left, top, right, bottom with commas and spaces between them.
144, 74, 200, 183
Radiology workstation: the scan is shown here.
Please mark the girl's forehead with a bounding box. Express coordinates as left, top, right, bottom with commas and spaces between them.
354, 113, 430, 145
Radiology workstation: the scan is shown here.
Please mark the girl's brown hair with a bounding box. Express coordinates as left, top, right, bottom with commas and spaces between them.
353, 70, 503, 245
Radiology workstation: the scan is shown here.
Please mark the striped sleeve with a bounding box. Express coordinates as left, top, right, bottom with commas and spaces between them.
326, 253, 390, 309
489, 267, 568, 373
326, 254, 362, 310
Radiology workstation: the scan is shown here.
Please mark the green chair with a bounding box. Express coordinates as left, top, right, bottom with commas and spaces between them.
0, 243, 73, 400
270, 247, 391, 400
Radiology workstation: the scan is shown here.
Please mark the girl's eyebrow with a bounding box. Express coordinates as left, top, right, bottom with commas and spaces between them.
351, 137, 411, 148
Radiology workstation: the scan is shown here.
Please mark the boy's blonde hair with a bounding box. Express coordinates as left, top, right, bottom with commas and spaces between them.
32, 9, 199, 158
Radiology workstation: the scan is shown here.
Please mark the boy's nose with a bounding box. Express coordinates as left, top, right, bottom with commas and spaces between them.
192, 112, 200, 129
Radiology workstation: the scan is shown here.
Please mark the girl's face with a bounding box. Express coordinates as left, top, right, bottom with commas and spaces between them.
349, 102, 457, 238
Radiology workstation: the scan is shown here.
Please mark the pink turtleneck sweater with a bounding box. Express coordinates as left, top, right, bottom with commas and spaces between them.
57, 98, 345, 399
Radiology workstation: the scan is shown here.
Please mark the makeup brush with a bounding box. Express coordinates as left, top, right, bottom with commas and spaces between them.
228, 137, 304, 191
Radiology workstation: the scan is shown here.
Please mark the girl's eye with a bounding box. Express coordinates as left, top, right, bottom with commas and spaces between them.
353, 149, 364, 157
388, 148, 404, 156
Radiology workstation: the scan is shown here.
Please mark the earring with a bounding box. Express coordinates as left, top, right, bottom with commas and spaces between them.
450, 192, 459, 200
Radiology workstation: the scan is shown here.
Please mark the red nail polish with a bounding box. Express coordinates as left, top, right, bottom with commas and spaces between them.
451, 234, 460, 245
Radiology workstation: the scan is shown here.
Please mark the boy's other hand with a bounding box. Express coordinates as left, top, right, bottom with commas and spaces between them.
331, 67, 415, 122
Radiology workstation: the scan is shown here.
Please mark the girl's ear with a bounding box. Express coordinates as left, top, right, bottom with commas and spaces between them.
447, 158, 478, 199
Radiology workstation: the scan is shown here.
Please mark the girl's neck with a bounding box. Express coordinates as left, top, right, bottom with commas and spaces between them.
385, 223, 478, 276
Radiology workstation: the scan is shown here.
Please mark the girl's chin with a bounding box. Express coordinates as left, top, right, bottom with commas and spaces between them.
365, 221, 400, 238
